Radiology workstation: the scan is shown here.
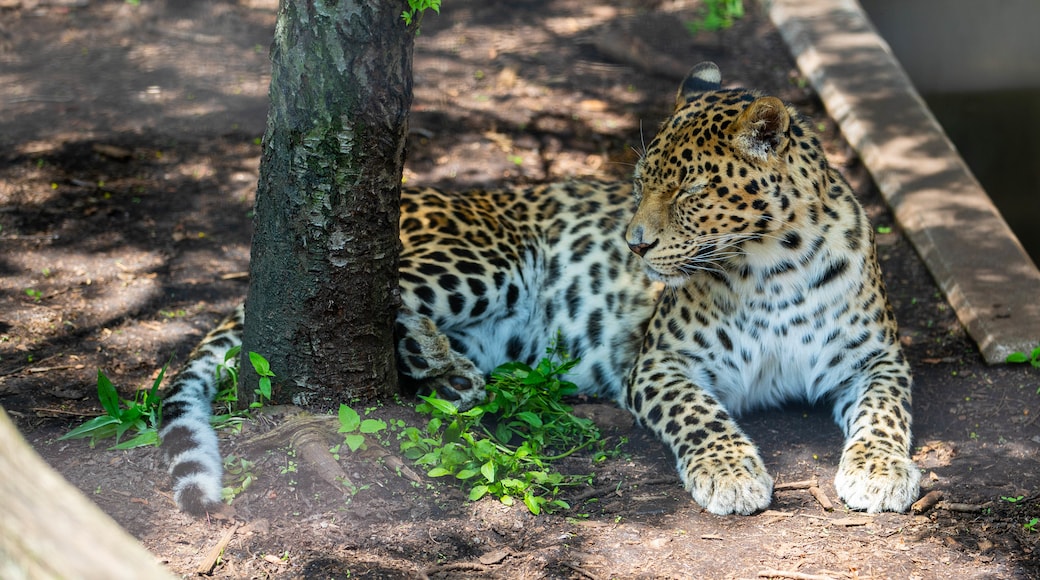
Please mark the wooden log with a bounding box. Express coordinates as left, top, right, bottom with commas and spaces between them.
0, 408, 175, 579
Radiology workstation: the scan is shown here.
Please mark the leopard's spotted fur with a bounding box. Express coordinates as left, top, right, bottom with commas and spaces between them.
161, 62, 919, 516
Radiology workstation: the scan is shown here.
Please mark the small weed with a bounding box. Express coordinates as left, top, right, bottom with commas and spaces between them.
1001, 495, 1025, 503
401, 0, 441, 26
1024, 518, 1039, 532
684, 0, 744, 36
60, 367, 165, 449
1007, 345, 1040, 370
221, 454, 257, 504
337, 404, 388, 452
25, 288, 42, 302
247, 350, 275, 408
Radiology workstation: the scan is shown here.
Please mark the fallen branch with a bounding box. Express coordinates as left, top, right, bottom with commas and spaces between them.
195, 521, 240, 575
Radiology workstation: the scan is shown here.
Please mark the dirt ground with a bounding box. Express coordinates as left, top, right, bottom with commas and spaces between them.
1, 1, 1039, 578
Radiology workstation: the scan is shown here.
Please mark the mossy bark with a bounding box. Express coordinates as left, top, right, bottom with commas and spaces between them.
240, 0, 413, 409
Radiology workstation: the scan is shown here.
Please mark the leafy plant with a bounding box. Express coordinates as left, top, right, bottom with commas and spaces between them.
337, 404, 388, 452
685, 0, 744, 36
402, 0, 441, 26
60, 367, 166, 449
1025, 517, 1039, 533
400, 342, 602, 514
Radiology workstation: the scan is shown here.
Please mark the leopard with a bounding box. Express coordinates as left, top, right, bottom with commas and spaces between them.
160, 61, 920, 517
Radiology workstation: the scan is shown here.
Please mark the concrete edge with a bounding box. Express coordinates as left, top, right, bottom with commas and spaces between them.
766, 0, 1040, 364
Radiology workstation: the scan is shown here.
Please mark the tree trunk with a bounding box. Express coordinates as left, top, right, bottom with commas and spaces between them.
240, 0, 413, 408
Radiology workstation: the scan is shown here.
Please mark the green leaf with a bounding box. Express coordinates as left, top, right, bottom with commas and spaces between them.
1007, 352, 1029, 363
248, 351, 273, 376
59, 415, 121, 441
468, 484, 489, 501
359, 418, 387, 434
111, 429, 158, 450
257, 376, 272, 399
96, 370, 121, 417
516, 411, 543, 429
423, 396, 460, 416
338, 404, 361, 433
523, 491, 541, 515
344, 433, 366, 452
427, 466, 452, 477
456, 468, 480, 480
480, 460, 496, 483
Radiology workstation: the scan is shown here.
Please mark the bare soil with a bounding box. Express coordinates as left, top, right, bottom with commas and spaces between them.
1, 1, 1038, 578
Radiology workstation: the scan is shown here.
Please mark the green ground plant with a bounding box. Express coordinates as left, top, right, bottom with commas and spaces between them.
400, 342, 604, 514
64, 349, 276, 446
60, 367, 166, 449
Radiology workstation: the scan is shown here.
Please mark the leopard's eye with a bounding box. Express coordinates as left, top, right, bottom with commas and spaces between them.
676, 184, 704, 201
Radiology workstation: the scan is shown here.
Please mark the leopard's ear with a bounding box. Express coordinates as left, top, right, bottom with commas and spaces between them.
675, 62, 721, 108
727, 96, 791, 162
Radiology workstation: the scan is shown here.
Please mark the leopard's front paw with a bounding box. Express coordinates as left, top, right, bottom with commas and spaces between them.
424, 367, 486, 411
835, 446, 921, 513
682, 450, 773, 515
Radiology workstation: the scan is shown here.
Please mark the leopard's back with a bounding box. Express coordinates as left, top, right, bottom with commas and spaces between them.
398, 181, 658, 401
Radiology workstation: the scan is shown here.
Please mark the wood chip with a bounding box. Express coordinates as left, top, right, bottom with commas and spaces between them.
829, 516, 871, 527
758, 569, 839, 580
478, 549, 510, 565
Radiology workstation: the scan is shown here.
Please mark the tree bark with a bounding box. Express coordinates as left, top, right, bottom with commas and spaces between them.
241, 0, 413, 408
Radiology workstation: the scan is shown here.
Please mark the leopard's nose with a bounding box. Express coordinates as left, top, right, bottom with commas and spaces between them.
626, 225, 658, 257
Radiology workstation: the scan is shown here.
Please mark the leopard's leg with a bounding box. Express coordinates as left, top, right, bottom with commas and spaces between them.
832, 355, 920, 513
395, 306, 486, 411
626, 353, 773, 516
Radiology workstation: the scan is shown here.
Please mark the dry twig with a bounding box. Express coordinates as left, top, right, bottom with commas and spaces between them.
911, 490, 943, 513
195, 521, 240, 575
774, 478, 817, 491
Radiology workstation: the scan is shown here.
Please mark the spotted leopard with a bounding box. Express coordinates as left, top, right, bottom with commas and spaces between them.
161, 62, 920, 516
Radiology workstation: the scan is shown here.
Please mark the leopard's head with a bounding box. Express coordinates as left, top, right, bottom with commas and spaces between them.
626, 62, 822, 286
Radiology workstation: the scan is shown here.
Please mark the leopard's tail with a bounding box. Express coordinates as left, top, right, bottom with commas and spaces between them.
159, 305, 244, 515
